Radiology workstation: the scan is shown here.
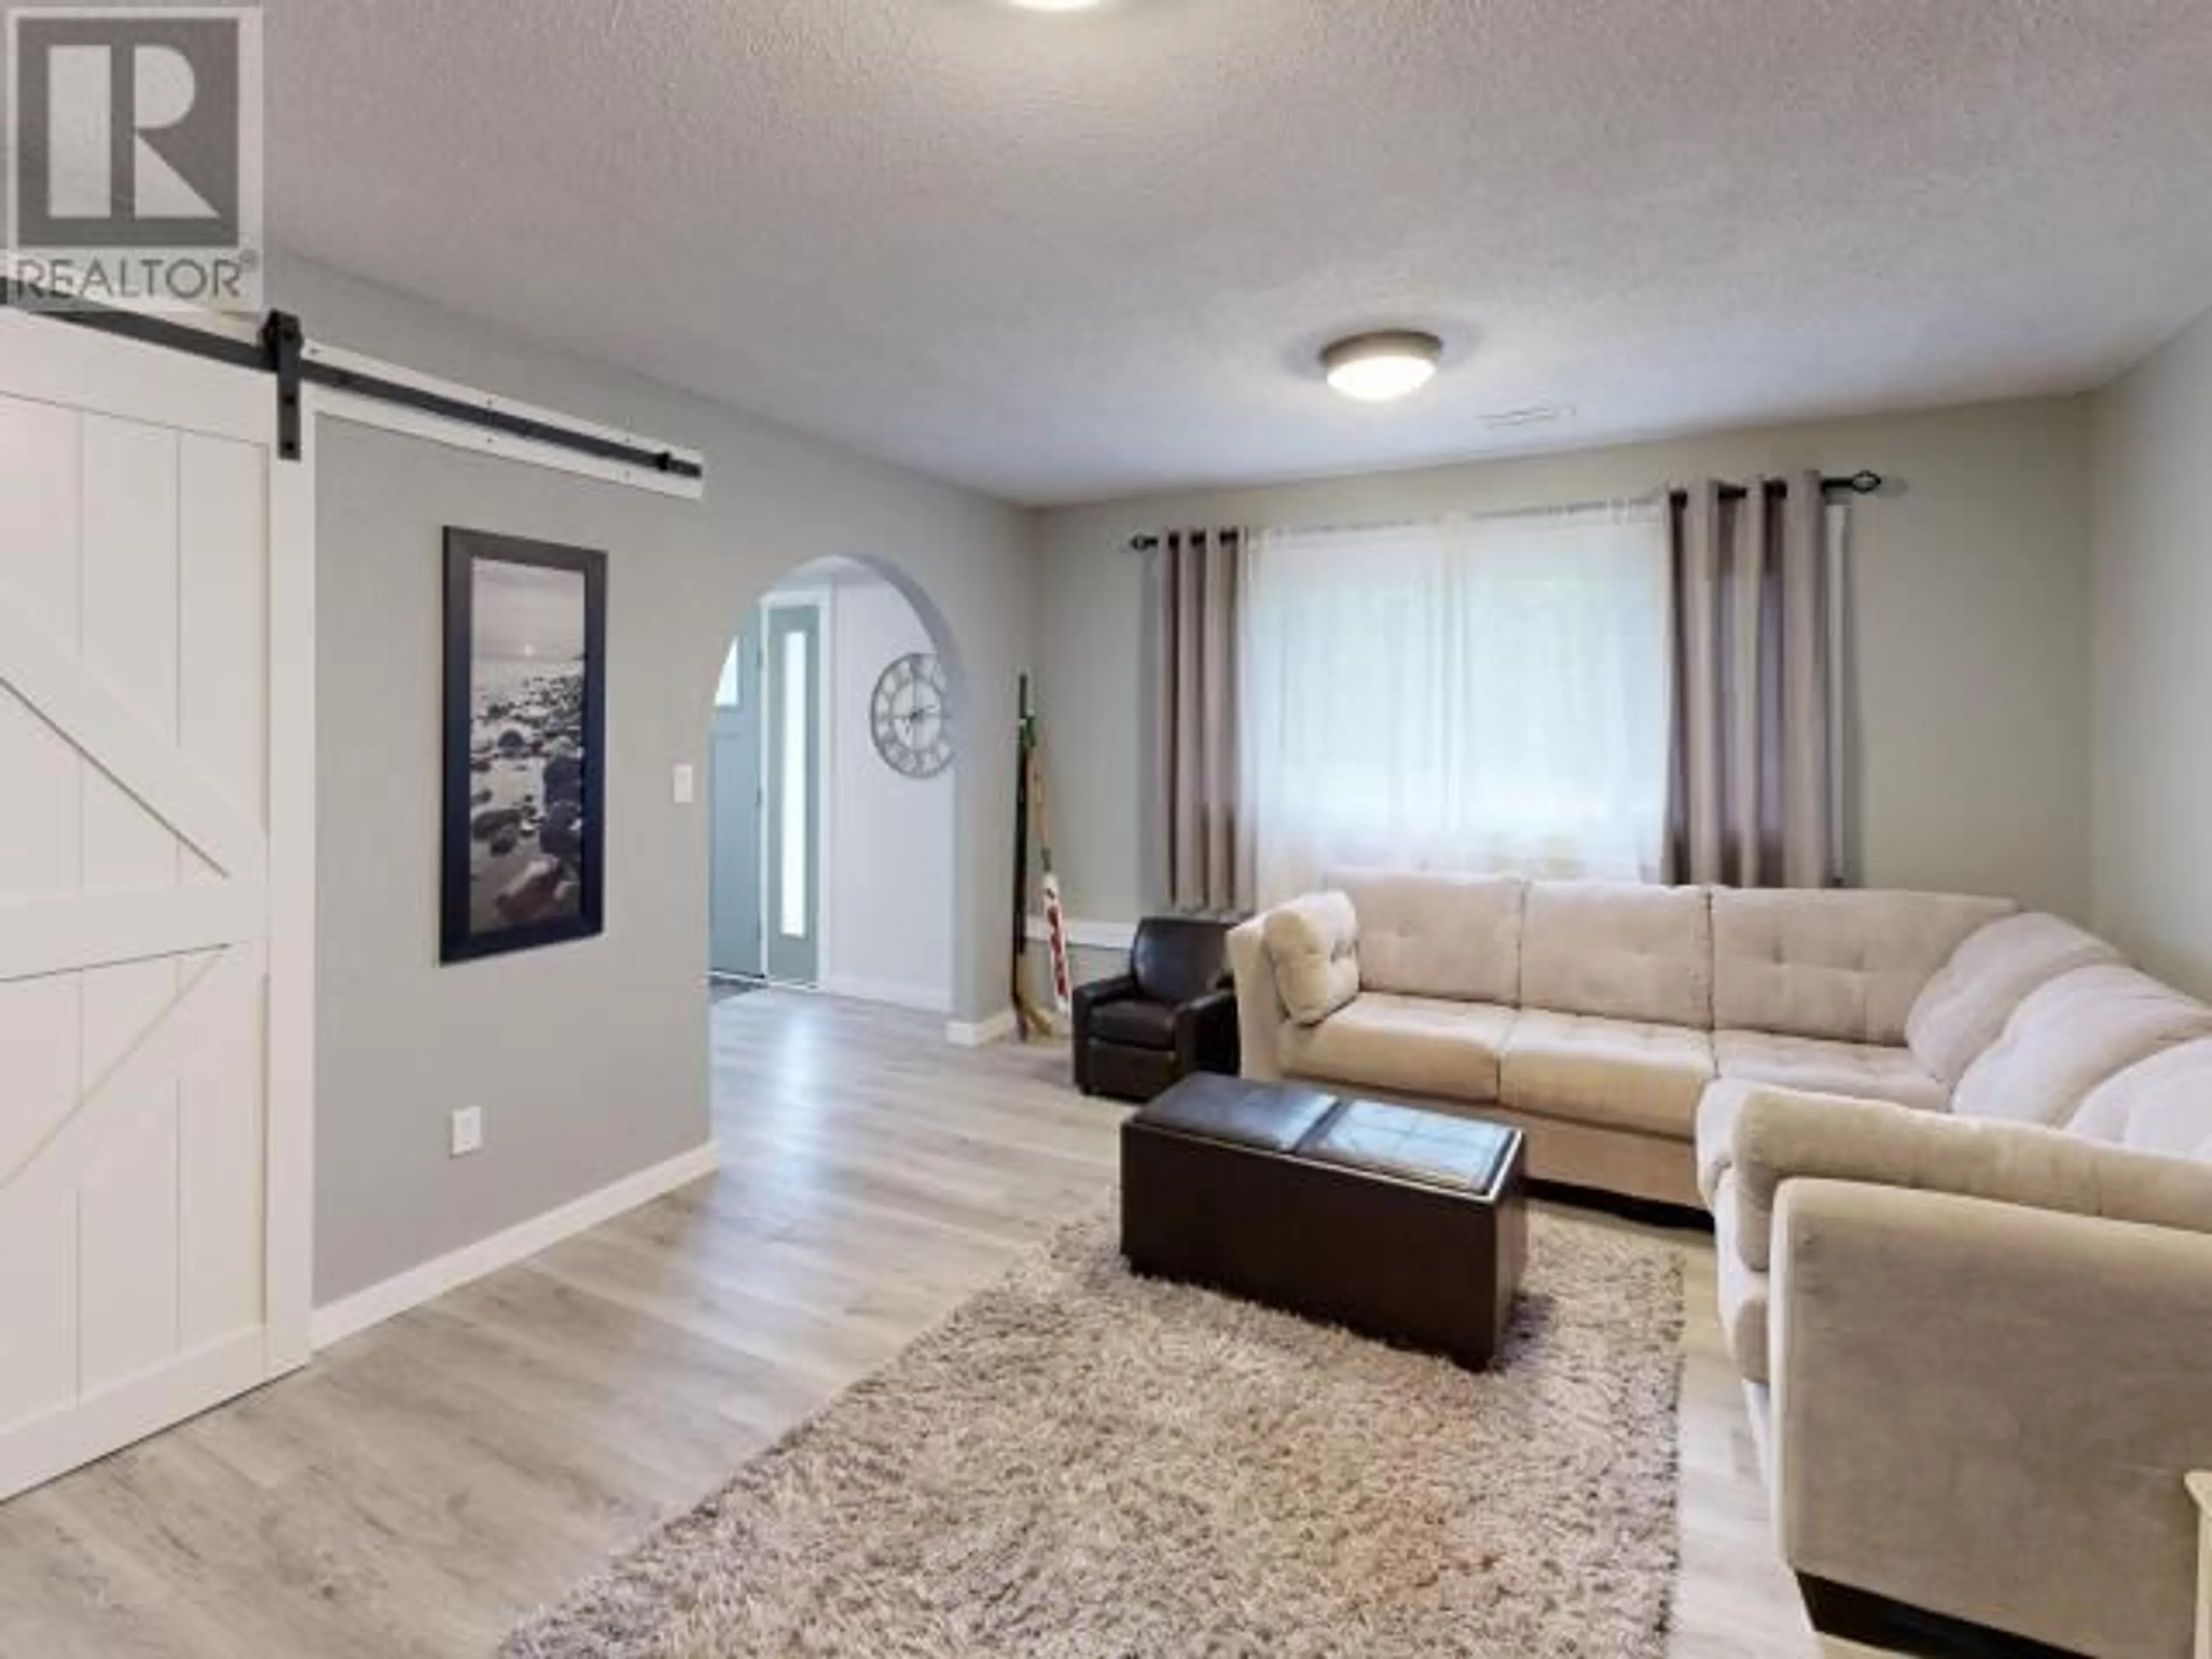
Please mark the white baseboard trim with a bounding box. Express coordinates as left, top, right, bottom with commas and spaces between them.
945, 1007, 1019, 1047
816, 972, 953, 1016
309, 1139, 722, 1351
1024, 915, 1138, 952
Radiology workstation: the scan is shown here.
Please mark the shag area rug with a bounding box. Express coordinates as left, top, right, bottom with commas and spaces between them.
505, 1208, 1685, 1658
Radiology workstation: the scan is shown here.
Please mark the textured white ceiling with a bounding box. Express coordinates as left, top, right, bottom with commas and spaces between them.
257, 0, 2212, 505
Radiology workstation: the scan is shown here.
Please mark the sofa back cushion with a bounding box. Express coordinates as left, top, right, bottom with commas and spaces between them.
1519, 881, 1711, 1028
1952, 964, 2212, 1128
1904, 912, 2124, 1085
1263, 891, 1361, 1027
1712, 889, 2014, 1047
2068, 1041, 2212, 1160
1329, 869, 1527, 1005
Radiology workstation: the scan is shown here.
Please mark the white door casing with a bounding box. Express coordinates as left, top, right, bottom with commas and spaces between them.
0, 308, 313, 1502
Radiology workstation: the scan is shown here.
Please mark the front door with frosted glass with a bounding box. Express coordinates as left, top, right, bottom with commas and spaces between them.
763, 604, 820, 984
707, 619, 763, 979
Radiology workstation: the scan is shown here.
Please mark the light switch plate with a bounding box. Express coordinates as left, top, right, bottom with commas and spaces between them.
673, 763, 696, 805
450, 1105, 484, 1158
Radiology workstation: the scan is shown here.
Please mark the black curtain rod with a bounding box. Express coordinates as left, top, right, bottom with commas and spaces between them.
1687, 469, 1884, 506
1127, 470, 1885, 552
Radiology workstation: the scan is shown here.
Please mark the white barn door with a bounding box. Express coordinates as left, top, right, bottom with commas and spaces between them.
0, 309, 313, 1501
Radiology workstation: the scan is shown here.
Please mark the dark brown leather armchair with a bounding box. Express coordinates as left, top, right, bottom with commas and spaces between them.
1072, 916, 1240, 1102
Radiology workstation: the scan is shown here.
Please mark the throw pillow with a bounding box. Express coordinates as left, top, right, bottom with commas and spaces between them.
1264, 891, 1361, 1026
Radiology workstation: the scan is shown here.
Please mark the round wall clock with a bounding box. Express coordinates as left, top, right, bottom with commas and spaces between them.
870, 652, 954, 779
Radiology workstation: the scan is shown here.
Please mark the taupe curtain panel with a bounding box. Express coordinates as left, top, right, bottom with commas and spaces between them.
1153, 529, 1250, 912
1667, 474, 1837, 888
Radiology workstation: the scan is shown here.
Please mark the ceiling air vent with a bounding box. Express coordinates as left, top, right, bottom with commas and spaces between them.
1480, 405, 1571, 431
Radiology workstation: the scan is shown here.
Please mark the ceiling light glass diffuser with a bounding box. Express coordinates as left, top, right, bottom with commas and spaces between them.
1322, 331, 1445, 403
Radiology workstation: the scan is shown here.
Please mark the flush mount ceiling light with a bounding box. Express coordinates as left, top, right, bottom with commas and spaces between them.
1321, 331, 1445, 403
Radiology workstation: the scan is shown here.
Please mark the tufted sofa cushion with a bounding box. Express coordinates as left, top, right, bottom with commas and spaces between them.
1518, 881, 1712, 1028
1713, 1030, 1948, 1113
2069, 1040, 2212, 1158
1330, 869, 1527, 1006
1277, 994, 1513, 1101
1711, 889, 2013, 1047
1262, 891, 1361, 1026
1904, 911, 2124, 1085
1951, 964, 2212, 1128
1501, 1010, 1715, 1137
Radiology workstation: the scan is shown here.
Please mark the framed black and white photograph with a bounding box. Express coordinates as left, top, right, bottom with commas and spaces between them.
441, 528, 608, 963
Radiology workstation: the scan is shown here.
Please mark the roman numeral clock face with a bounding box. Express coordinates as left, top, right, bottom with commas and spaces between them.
870, 652, 954, 779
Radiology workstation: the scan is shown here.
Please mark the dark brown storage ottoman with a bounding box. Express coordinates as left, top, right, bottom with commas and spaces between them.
1120, 1073, 1528, 1369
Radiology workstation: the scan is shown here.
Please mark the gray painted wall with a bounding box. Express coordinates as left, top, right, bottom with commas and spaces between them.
1020, 939, 1128, 1017
277, 255, 1035, 1304
1033, 396, 2096, 927
2090, 305, 2212, 998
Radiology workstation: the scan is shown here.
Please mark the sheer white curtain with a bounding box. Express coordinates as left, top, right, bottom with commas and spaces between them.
1239, 501, 1673, 904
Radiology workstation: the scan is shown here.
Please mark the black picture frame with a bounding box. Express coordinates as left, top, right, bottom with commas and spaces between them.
440, 527, 608, 964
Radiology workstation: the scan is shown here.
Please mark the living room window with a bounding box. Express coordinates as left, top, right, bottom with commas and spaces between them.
1240, 502, 1673, 899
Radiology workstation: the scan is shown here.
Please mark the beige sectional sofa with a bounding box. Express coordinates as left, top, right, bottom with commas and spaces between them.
1230, 870, 2011, 1206
1230, 872, 2212, 1657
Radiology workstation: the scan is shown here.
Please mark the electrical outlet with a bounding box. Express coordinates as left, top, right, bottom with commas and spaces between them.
450, 1105, 484, 1158
672, 763, 696, 805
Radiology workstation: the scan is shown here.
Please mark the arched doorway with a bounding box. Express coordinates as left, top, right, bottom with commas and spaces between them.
703, 555, 963, 1014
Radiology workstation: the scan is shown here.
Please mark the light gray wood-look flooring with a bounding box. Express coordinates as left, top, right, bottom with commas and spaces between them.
0, 991, 1880, 1657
